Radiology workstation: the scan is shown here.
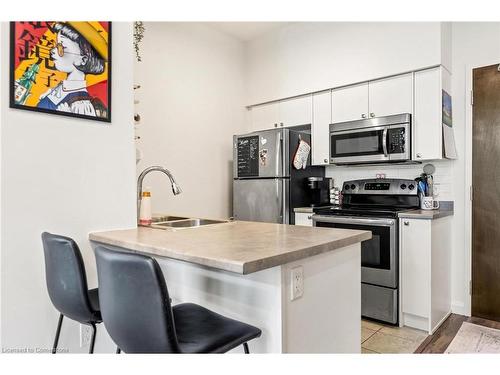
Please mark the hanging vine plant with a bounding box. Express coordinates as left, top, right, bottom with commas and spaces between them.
134, 21, 145, 62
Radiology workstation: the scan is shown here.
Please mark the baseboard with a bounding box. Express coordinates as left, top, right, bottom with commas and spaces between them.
452, 301, 469, 316
403, 313, 428, 332
430, 310, 452, 334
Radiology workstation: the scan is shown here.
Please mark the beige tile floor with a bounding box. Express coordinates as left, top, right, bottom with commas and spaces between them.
361, 319, 428, 354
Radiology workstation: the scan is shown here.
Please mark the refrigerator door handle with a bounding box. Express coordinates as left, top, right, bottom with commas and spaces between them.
276, 131, 282, 177
282, 180, 287, 224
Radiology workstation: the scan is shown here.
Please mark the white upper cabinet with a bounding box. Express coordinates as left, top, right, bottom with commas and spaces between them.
331, 83, 369, 123
413, 66, 449, 161
312, 90, 331, 166
248, 102, 280, 132
368, 73, 413, 118
248, 95, 312, 132
279, 95, 313, 128
331, 74, 413, 124
249, 66, 451, 163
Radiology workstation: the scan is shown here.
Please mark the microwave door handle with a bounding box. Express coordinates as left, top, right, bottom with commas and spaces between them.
382, 128, 388, 157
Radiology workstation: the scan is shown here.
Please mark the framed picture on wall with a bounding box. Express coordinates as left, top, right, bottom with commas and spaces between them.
10, 21, 112, 123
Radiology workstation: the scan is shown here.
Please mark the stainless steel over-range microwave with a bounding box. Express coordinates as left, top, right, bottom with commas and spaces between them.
329, 113, 411, 165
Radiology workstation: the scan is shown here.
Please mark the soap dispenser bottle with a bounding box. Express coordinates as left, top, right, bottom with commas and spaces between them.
139, 187, 152, 226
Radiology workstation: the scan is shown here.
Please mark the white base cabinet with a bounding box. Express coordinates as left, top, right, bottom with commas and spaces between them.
295, 212, 313, 227
400, 216, 452, 334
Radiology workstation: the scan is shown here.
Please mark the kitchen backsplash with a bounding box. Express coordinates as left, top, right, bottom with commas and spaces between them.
325, 160, 454, 201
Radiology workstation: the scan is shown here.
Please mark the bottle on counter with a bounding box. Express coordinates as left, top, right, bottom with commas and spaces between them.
139, 187, 152, 226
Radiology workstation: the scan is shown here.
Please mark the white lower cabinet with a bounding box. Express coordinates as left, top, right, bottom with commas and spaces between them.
400, 217, 451, 334
295, 212, 313, 227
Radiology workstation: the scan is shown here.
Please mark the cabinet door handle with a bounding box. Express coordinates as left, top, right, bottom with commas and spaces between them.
416, 153, 422, 158
280, 122, 284, 127
274, 123, 278, 128
404, 221, 410, 226
324, 158, 328, 163
361, 114, 367, 119
307, 215, 312, 220
370, 112, 375, 118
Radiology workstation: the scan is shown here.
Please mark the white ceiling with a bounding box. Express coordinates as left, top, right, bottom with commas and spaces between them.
205, 22, 291, 41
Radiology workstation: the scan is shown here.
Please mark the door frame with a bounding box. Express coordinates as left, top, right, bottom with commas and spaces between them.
465, 58, 500, 317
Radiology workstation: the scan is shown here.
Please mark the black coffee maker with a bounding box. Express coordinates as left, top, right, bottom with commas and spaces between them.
307, 177, 332, 207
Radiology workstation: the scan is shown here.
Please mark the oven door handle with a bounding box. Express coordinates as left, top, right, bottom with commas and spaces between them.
382, 127, 388, 157
313, 215, 395, 226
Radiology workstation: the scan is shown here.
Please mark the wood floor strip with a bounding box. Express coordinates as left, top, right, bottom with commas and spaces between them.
414, 314, 500, 353
414, 314, 467, 353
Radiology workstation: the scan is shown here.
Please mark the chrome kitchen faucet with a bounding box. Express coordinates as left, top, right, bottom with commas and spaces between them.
137, 166, 182, 224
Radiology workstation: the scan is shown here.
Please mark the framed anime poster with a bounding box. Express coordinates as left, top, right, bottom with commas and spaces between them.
10, 22, 112, 123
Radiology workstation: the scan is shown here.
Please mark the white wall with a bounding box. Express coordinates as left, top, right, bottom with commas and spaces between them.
135, 23, 246, 220
450, 22, 500, 315
245, 22, 448, 105
0, 22, 136, 353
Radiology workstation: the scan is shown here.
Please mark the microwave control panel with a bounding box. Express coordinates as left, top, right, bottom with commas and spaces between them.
388, 128, 406, 154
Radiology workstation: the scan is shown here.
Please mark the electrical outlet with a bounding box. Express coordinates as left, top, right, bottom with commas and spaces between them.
80, 324, 92, 348
290, 266, 304, 301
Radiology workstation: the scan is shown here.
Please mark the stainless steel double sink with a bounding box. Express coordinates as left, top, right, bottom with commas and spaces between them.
148, 215, 228, 229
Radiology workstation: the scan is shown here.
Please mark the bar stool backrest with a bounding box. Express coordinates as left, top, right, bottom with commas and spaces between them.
41, 232, 98, 323
95, 246, 180, 353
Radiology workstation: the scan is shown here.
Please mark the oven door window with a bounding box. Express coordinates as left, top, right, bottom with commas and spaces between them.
331, 130, 384, 158
315, 222, 391, 270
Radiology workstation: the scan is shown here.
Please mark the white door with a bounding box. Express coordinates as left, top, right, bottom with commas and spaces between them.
331, 83, 369, 123
413, 67, 443, 160
248, 102, 280, 132
312, 90, 331, 165
279, 95, 313, 128
368, 73, 413, 119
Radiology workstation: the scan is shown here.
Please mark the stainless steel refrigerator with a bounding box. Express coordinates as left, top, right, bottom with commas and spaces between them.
232, 126, 325, 224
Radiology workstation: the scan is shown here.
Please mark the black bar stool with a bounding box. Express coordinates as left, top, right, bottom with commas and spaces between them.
95, 246, 262, 353
41, 232, 103, 354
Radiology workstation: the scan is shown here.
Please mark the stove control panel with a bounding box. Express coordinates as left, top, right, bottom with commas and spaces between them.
342, 178, 418, 196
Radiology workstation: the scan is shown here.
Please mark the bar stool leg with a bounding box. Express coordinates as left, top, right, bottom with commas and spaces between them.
243, 342, 249, 354
52, 314, 64, 354
88, 323, 97, 354
116, 347, 121, 354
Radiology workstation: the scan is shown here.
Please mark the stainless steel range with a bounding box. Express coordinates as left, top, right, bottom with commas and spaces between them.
312, 178, 419, 324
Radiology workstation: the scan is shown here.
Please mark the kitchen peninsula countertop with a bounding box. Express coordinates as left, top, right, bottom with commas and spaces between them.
89, 220, 371, 274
